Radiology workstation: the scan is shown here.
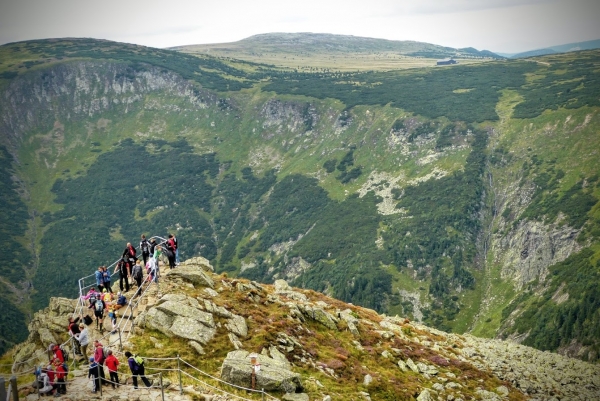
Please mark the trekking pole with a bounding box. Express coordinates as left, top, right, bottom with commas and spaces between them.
177, 354, 182, 395
160, 372, 165, 401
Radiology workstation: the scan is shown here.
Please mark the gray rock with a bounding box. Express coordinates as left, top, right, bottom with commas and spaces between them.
225, 314, 248, 337
282, 393, 309, 401
397, 359, 408, 372
228, 333, 243, 350
416, 388, 435, 401
188, 340, 205, 355
364, 374, 373, 386
178, 256, 214, 272
406, 358, 419, 373
221, 350, 302, 393
156, 301, 215, 328
170, 316, 217, 344
165, 266, 214, 288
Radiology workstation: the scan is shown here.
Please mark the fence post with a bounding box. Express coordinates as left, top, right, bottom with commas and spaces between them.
9, 376, 18, 401
177, 354, 183, 395
159, 372, 165, 401
0, 377, 6, 401
97, 364, 102, 396
118, 329, 123, 351
262, 388, 265, 401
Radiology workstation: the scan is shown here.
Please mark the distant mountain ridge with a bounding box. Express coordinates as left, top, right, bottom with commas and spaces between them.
173, 32, 502, 60
508, 38, 600, 58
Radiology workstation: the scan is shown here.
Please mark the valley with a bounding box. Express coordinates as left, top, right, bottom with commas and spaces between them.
0, 36, 598, 367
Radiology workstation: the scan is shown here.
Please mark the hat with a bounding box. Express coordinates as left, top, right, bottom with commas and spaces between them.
117, 292, 121, 296
89, 357, 95, 362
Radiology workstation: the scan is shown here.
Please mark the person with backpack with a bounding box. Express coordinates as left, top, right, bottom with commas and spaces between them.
93, 340, 107, 384
37, 367, 54, 396
122, 242, 137, 271
88, 292, 106, 332
75, 323, 89, 359
104, 350, 120, 388
114, 258, 130, 293
102, 266, 113, 294
67, 316, 82, 356
140, 234, 151, 267
53, 357, 67, 395
88, 357, 101, 393
52, 344, 65, 363
125, 351, 153, 388
166, 234, 177, 269
172, 234, 180, 265
131, 260, 144, 292
95, 266, 105, 293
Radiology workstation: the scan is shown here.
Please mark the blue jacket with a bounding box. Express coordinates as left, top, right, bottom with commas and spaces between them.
95, 270, 103, 286
102, 269, 111, 284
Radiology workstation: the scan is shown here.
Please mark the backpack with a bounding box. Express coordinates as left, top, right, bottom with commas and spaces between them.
60, 345, 69, 362
83, 315, 93, 326
133, 355, 145, 366
141, 239, 150, 253
62, 362, 69, 373
103, 347, 109, 359
94, 299, 104, 312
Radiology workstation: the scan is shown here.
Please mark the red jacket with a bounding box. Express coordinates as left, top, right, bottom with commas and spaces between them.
53, 348, 65, 363
55, 364, 66, 380
105, 354, 119, 372
94, 345, 105, 364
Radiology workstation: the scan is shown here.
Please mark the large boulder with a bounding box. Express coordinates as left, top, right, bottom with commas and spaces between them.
179, 256, 214, 272
165, 265, 214, 288
221, 350, 303, 393
143, 295, 217, 344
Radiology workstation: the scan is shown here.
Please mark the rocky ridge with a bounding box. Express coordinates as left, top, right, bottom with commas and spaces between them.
4, 257, 599, 400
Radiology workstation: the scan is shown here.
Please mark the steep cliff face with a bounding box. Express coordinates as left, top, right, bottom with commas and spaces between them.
494, 220, 581, 289
0, 61, 215, 155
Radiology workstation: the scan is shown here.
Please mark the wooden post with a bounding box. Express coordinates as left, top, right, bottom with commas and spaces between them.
177, 354, 183, 395
9, 376, 18, 401
97, 364, 103, 396
160, 372, 165, 401
0, 377, 6, 401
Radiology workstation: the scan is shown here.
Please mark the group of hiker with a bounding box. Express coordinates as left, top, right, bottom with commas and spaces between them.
36, 340, 152, 396
93, 234, 179, 294
32, 233, 180, 396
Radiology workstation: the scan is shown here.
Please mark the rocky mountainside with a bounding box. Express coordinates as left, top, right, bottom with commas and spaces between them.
0, 38, 598, 365
4, 258, 599, 400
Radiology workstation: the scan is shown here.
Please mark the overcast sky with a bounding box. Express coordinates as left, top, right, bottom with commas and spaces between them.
1, 0, 599, 53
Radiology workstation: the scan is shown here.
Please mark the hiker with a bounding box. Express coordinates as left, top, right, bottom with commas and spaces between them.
88, 357, 101, 393
75, 323, 89, 359
93, 340, 106, 384
102, 266, 114, 294
105, 350, 120, 388
114, 258, 130, 293
88, 291, 106, 332
95, 266, 105, 293
125, 351, 152, 389
67, 316, 82, 355
151, 242, 162, 279
115, 292, 127, 311
140, 234, 151, 266
150, 238, 159, 267
122, 242, 137, 271
37, 367, 54, 396
107, 300, 117, 334
132, 259, 144, 291
53, 358, 67, 395
166, 234, 177, 269
52, 344, 65, 363
172, 233, 180, 264
82, 287, 100, 301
